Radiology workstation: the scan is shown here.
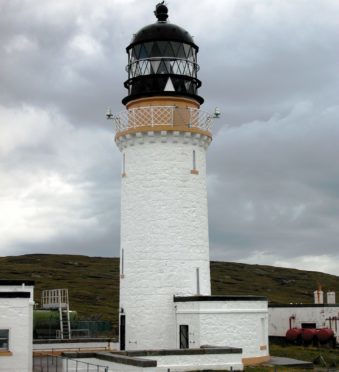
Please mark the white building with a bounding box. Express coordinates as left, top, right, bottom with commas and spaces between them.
269, 291, 339, 343
0, 280, 34, 372
110, 3, 269, 367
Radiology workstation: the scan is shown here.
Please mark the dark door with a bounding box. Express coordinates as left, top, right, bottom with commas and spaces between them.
301, 322, 316, 329
120, 314, 126, 350
179, 325, 189, 349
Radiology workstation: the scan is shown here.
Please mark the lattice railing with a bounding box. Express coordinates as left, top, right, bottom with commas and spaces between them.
112, 106, 214, 134
41, 288, 69, 309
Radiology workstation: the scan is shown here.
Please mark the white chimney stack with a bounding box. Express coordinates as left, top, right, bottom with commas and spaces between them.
326, 291, 336, 304
314, 289, 324, 304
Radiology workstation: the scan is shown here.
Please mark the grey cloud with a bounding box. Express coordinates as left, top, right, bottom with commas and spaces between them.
0, 0, 338, 275
208, 103, 339, 267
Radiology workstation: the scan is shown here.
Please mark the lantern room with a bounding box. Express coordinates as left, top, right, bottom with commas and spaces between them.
122, 2, 203, 105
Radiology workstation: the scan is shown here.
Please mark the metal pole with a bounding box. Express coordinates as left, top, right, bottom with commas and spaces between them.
196, 267, 200, 295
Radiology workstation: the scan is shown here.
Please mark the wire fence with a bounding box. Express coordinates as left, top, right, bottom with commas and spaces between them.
33, 354, 109, 372
34, 320, 116, 339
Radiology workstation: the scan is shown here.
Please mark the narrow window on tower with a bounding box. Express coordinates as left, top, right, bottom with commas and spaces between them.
190, 149, 199, 174
121, 248, 124, 278
122, 153, 126, 177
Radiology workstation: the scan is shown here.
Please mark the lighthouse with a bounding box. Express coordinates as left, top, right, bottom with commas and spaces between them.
110, 4, 269, 364
113, 3, 213, 350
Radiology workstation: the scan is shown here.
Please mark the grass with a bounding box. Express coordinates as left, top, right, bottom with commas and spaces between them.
269, 344, 339, 367
211, 261, 339, 305
0, 254, 338, 329
0, 254, 120, 324
244, 344, 339, 371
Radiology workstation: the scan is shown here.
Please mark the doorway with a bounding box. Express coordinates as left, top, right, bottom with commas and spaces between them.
179, 325, 189, 349
120, 314, 126, 350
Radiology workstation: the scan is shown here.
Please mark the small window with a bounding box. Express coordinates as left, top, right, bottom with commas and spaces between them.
0, 330, 9, 351
191, 150, 199, 175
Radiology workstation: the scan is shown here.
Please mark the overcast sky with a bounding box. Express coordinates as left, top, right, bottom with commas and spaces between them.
1, 0, 338, 276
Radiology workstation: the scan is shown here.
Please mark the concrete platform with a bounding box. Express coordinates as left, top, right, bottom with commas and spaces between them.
265, 356, 313, 369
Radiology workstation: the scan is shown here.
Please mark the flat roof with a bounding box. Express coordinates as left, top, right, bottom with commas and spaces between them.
0, 292, 30, 298
0, 280, 35, 286
269, 303, 339, 308
174, 295, 267, 302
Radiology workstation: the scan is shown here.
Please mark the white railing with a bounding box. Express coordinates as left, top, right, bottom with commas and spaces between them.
112, 106, 214, 134
41, 288, 69, 309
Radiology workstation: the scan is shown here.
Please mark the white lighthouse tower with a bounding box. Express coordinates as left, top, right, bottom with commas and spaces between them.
113, 3, 213, 350
110, 5, 269, 365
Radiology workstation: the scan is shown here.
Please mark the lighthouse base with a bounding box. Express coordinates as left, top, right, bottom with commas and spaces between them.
63, 346, 244, 371
62, 295, 269, 371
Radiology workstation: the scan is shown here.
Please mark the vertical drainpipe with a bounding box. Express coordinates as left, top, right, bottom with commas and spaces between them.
196, 268, 200, 295
289, 315, 295, 329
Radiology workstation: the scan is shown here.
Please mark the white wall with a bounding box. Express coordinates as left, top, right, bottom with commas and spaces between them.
269, 306, 339, 340
117, 131, 212, 350
145, 352, 243, 371
65, 352, 243, 372
176, 299, 269, 360
0, 297, 33, 372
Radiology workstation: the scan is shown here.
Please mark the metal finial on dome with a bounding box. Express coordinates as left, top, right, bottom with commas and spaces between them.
154, 1, 168, 22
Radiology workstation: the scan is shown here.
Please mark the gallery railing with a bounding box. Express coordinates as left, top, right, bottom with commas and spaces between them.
112, 106, 214, 134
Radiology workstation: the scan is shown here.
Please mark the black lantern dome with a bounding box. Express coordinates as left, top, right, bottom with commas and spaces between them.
122, 3, 203, 105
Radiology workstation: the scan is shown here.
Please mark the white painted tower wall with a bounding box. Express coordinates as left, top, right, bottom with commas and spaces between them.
117, 130, 211, 350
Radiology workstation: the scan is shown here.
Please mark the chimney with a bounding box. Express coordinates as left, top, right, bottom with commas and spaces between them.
326, 291, 336, 304
314, 287, 324, 304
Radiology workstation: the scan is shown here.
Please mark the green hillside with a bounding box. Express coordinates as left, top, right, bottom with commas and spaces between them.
0, 254, 338, 328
